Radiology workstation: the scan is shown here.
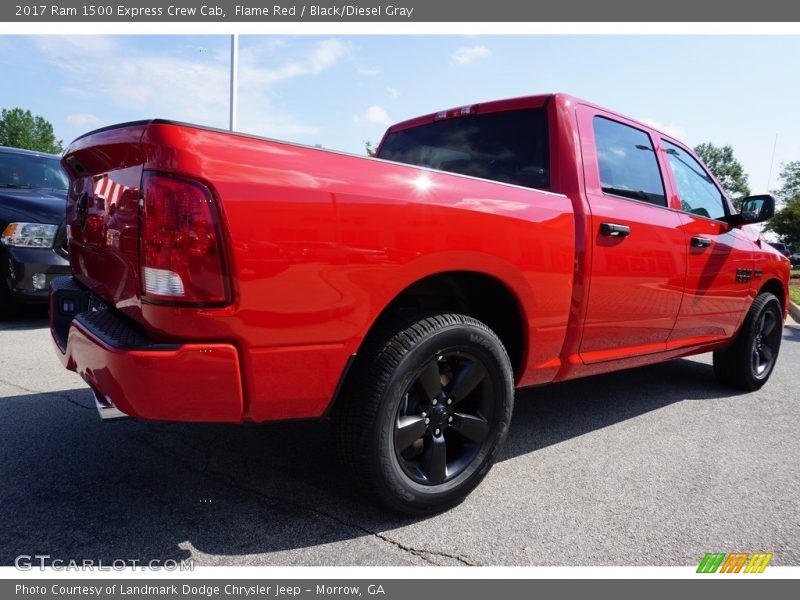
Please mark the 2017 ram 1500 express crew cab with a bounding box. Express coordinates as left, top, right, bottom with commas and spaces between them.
51, 93, 789, 513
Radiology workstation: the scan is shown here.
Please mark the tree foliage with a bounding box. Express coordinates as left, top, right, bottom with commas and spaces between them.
773, 161, 800, 203
364, 141, 377, 157
764, 161, 800, 250
0, 108, 63, 154
764, 196, 800, 250
694, 143, 751, 208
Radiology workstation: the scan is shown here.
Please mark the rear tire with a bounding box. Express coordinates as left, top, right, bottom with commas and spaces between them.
713, 292, 783, 391
336, 314, 514, 515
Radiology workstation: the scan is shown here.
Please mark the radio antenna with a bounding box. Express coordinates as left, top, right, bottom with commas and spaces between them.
766, 133, 778, 192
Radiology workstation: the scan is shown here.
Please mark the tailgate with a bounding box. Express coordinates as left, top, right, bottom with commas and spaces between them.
61, 123, 148, 319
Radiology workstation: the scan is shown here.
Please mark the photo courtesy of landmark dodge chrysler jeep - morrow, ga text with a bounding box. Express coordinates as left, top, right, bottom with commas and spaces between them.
50, 93, 790, 514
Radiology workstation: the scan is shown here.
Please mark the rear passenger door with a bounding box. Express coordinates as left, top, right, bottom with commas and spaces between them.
576, 107, 687, 363
659, 140, 755, 344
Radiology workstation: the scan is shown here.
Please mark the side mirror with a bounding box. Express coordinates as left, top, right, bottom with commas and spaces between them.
726, 194, 775, 226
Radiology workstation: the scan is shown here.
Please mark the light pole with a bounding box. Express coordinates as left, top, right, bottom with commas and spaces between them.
229, 34, 238, 132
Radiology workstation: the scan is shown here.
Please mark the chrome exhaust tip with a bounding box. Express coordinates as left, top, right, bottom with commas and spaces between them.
92, 390, 129, 421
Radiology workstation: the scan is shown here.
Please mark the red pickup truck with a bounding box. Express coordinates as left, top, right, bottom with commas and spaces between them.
51, 93, 789, 514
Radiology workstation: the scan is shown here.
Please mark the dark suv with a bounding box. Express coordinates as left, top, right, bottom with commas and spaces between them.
0, 145, 70, 319
768, 241, 792, 257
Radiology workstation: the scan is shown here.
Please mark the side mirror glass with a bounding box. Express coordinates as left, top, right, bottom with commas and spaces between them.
729, 194, 775, 226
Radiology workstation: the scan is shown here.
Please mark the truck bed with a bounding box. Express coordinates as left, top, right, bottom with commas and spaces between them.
60, 120, 576, 421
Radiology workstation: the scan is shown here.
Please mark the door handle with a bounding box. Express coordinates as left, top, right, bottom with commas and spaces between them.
691, 236, 712, 248
600, 223, 631, 237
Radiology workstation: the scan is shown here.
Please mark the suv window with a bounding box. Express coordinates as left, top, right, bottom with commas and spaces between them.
378, 108, 549, 189
592, 117, 666, 207
662, 140, 726, 220
0, 151, 68, 191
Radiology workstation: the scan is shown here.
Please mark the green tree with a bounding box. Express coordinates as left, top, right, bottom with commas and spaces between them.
365, 141, 376, 157
764, 162, 800, 250
764, 196, 800, 250
0, 108, 63, 154
773, 161, 800, 203
694, 143, 751, 208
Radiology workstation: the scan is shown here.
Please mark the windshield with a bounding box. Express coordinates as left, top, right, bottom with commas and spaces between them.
0, 151, 68, 191
378, 108, 549, 189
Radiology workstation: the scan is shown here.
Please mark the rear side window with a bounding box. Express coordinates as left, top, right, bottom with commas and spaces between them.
378, 108, 549, 189
662, 140, 727, 221
593, 117, 666, 207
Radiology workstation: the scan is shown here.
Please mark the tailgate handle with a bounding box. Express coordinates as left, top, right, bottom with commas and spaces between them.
600, 223, 631, 237
76, 192, 88, 230
691, 236, 712, 248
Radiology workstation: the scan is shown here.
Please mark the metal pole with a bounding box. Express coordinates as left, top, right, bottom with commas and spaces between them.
229, 34, 238, 132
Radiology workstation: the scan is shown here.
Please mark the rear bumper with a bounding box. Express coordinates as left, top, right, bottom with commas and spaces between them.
50, 277, 244, 422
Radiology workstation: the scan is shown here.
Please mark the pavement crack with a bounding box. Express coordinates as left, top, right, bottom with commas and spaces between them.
55, 393, 94, 411
365, 532, 476, 566
131, 434, 478, 566
217, 470, 478, 565
0, 378, 93, 410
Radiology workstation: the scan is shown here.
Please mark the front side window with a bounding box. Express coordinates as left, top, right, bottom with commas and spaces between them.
662, 140, 726, 221
592, 117, 666, 207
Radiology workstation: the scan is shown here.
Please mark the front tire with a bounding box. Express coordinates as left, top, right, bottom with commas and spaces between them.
713, 292, 783, 391
336, 314, 514, 515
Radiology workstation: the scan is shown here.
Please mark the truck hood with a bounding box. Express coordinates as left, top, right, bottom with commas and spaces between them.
0, 187, 67, 224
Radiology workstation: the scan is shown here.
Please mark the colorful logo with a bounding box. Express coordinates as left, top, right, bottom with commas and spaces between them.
697, 552, 773, 573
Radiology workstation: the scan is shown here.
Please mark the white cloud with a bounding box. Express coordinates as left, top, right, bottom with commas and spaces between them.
33, 36, 349, 143
237, 103, 319, 139
364, 106, 392, 125
34, 35, 118, 59
357, 65, 382, 76
66, 113, 102, 129
451, 45, 491, 66
387, 87, 400, 99
639, 117, 687, 140
354, 105, 392, 126
60, 85, 92, 98
34, 36, 231, 127
245, 38, 289, 52
241, 39, 348, 86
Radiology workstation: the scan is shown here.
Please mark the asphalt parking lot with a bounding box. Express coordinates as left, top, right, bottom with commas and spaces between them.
1, 308, 798, 567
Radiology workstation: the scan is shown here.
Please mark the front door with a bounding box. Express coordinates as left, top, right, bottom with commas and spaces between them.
658, 139, 755, 345
576, 108, 687, 363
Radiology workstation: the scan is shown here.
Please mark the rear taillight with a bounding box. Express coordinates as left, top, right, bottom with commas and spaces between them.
139, 172, 229, 305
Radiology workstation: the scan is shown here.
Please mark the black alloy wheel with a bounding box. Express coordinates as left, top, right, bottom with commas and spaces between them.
751, 306, 781, 379
393, 350, 494, 486
714, 292, 783, 391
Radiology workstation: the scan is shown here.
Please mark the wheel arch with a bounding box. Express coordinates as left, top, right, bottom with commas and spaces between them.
358, 271, 528, 380
324, 269, 530, 421
758, 278, 786, 316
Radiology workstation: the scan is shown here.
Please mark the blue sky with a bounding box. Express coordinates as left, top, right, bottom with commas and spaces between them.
0, 35, 798, 193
